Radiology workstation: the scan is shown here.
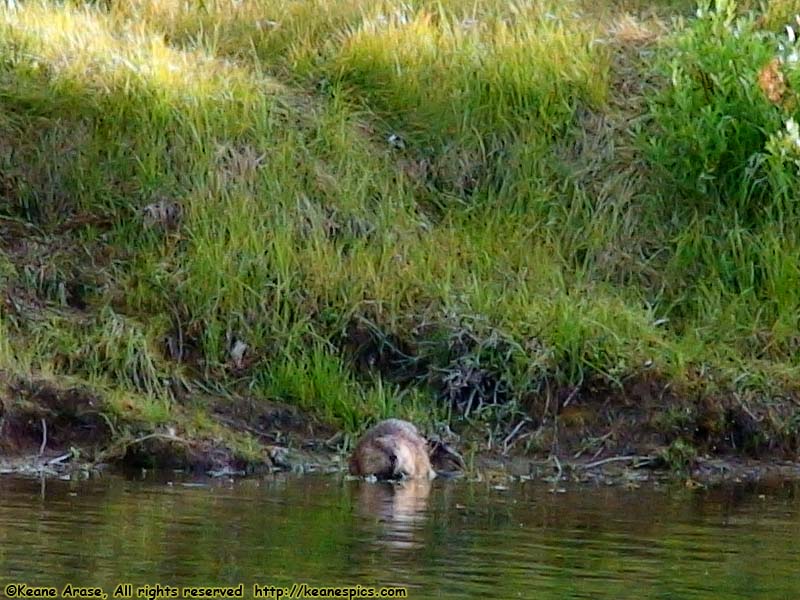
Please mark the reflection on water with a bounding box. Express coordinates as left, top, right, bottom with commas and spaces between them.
0, 472, 798, 599
356, 479, 431, 551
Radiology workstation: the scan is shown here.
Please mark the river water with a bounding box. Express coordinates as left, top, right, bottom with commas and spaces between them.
0, 472, 797, 599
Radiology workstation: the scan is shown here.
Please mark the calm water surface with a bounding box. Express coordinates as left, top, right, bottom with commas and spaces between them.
0, 472, 798, 599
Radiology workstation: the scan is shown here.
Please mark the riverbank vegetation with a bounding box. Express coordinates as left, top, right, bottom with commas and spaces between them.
1, 0, 800, 471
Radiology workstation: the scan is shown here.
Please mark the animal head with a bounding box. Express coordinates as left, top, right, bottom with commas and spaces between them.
349, 436, 396, 479
350, 419, 462, 480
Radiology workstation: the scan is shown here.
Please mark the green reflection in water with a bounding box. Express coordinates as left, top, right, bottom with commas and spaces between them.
0, 474, 797, 599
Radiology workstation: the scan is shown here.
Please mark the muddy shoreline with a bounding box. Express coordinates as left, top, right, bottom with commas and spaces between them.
2, 372, 799, 488
3, 417, 800, 490
5, 447, 800, 490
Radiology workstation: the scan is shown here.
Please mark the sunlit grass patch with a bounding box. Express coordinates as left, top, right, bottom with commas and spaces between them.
325, 0, 610, 144
105, 0, 370, 71
0, 3, 275, 105
0, 2, 293, 227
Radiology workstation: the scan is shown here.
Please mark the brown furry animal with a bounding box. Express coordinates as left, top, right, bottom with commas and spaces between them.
349, 419, 436, 480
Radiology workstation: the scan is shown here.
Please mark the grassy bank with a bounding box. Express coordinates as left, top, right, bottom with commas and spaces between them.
1, 0, 800, 470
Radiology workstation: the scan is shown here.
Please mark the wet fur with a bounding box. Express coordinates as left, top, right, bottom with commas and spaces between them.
349, 419, 435, 480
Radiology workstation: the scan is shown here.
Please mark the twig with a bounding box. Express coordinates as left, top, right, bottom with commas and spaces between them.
548, 454, 564, 493
324, 431, 344, 449
580, 455, 655, 470
514, 431, 533, 452
562, 385, 580, 408
46, 452, 73, 466
739, 401, 763, 423
98, 412, 117, 437
464, 387, 478, 419
91, 432, 187, 465
574, 432, 614, 460
38, 418, 47, 457
502, 418, 530, 455
211, 413, 276, 441
551, 454, 563, 479
129, 432, 189, 446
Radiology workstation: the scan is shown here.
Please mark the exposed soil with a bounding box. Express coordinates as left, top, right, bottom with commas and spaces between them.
1, 369, 798, 487
0, 372, 341, 478
530, 373, 795, 460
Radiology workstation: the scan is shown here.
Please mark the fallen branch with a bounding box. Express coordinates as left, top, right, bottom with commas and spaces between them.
211, 413, 277, 442
579, 455, 656, 470
91, 432, 191, 465
46, 452, 73, 466
128, 432, 190, 446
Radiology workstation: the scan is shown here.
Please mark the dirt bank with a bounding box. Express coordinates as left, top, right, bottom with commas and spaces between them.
2, 371, 799, 488
0, 373, 341, 478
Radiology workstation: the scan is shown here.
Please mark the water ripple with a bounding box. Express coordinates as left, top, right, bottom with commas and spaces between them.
0, 475, 799, 599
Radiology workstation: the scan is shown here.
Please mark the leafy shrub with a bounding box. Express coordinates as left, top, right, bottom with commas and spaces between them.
645, 0, 797, 213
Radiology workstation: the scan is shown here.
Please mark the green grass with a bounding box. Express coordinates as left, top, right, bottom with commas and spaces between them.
1, 0, 800, 456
